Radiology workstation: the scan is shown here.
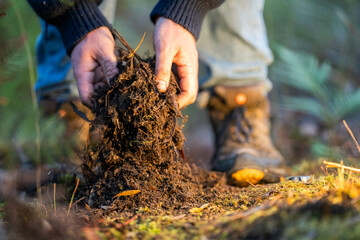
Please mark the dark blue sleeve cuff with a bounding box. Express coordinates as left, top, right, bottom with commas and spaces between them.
54, 1, 112, 55
150, 0, 225, 40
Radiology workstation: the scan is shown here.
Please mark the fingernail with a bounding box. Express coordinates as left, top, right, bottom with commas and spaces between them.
157, 81, 167, 92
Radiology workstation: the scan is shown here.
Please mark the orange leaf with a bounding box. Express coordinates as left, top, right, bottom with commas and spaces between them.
113, 190, 141, 198
189, 203, 209, 213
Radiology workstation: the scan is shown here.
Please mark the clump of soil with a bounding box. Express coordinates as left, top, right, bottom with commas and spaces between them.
81, 33, 224, 212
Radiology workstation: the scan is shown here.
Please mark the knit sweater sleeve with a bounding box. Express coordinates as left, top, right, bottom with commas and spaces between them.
27, 0, 111, 55
150, 0, 225, 40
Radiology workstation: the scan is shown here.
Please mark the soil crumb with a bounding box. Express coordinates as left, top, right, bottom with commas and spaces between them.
80, 34, 227, 213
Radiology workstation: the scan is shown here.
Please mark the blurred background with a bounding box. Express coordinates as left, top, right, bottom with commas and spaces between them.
1, 0, 360, 174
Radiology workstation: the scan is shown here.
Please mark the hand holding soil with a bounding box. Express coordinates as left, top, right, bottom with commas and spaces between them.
70, 17, 198, 109
154, 17, 199, 109
71, 27, 119, 108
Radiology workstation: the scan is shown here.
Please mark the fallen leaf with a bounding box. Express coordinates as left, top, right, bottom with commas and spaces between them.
85, 203, 91, 211
189, 203, 210, 213
113, 190, 141, 198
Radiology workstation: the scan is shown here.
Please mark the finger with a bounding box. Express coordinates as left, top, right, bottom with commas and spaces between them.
94, 82, 106, 90
94, 65, 108, 87
177, 73, 198, 109
175, 55, 199, 109
74, 66, 95, 108
155, 47, 173, 92
98, 51, 118, 84
94, 65, 104, 82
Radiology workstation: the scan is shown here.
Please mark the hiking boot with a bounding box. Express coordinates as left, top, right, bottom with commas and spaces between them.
205, 83, 288, 187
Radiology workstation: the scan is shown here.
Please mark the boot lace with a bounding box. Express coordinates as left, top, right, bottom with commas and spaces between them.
217, 107, 252, 148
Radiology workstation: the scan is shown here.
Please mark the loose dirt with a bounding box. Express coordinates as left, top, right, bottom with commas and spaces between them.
79, 33, 232, 214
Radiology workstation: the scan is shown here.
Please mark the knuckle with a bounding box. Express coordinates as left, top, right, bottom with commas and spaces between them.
157, 68, 171, 77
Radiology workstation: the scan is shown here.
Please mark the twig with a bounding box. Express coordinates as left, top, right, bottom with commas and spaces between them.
54, 183, 57, 216
129, 32, 146, 58
323, 160, 360, 174
68, 178, 80, 215
112, 29, 142, 62
70, 101, 91, 122
246, 181, 256, 187
113, 29, 133, 52
73, 196, 86, 206
343, 120, 360, 153
114, 214, 139, 228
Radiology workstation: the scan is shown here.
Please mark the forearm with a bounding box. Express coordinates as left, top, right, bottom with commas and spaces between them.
150, 0, 225, 39
27, 0, 111, 55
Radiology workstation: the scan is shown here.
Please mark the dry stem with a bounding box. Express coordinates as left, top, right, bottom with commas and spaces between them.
323, 160, 360, 174
68, 178, 80, 215
343, 120, 360, 153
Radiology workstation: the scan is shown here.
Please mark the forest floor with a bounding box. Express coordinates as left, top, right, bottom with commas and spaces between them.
87, 162, 360, 240
3, 159, 360, 240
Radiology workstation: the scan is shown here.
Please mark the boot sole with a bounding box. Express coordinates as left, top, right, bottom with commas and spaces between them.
231, 168, 264, 185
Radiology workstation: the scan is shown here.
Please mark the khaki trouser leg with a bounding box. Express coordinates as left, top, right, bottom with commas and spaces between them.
197, 0, 273, 92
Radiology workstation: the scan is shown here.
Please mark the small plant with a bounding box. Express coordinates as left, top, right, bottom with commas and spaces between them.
275, 46, 360, 129
274, 46, 360, 158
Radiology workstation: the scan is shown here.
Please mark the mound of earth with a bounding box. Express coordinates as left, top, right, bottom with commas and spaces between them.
80, 33, 228, 212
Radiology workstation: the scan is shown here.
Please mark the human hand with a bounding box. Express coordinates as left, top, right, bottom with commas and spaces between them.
153, 17, 198, 109
71, 27, 118, 108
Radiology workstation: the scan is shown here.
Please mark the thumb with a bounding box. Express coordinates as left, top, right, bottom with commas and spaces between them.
155, 48, 173, 92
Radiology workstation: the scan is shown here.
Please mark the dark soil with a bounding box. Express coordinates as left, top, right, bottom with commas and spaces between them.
79, 33, 230, 214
